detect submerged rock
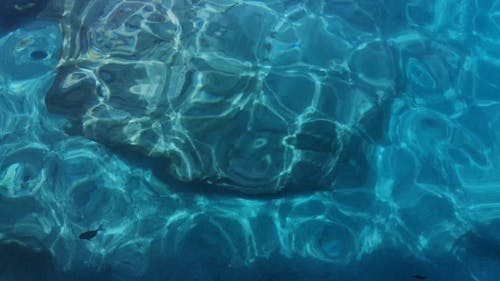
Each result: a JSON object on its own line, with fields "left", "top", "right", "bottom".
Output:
{"left": 46, "top": 0, "right": 397, "bottom": 194}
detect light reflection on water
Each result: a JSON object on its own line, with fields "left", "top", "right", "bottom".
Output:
{"left": 0, "top": 1, "right": 500, "bottom": 280}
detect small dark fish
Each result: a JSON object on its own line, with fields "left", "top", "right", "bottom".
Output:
{"left": 79, "top": 225, "right": 104, "bottom": 240}
{"left": 411, "top": 275, "right": 427, "bottom": 280}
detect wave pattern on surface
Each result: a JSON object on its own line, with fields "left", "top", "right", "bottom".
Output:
{"left": 1, "top": 1, "right": 500, "bottom": 281}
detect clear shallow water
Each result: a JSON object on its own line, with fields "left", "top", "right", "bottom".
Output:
{"left": 1, "top": 1, "right": 500, "bottom": 281}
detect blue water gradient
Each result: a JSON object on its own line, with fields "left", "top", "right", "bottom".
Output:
{"left": 1, "top": 1, "right": 500, "bottom": 281}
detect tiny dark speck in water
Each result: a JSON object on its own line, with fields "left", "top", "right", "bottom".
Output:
{"left": 30, "top": 50, "right": 48, "bottom": 60}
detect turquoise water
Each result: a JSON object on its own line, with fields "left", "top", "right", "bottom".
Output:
{"left": 1, "top": 1, "right": 500, "bottom": 280}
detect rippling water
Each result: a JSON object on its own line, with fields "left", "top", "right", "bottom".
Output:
{"left": 1, "top": 1, "right": 500, "bottom": 281}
